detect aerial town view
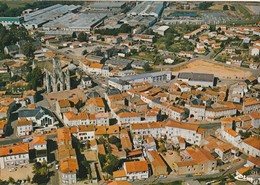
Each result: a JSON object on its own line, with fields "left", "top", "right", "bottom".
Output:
{"left": 0, "top": 0, "right": 259, "bottom": 185}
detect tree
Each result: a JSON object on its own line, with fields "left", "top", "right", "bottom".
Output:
{"left": 239, "top": 130, "right": 251, "bottom": 139}
{"left": 103, "top": 154, "right": 121, "bottom": 175}
{"left": 97, "top": 136, "right": 106, "bottom": 144}
{"left": 8, "top": 177, "right": 15, "bottom": 184}
{"left": 72, "top": 32, "right": 77, "bottom": 38}
{"left": 230, "top": 6, "right": 236, "bottom": 11}
{"left": 21, "top": 41, "right": 34, "bottom": 57}
{"left": 98, "top": 154, "right": 106, "bottom": 167}
{"left": 108, "top": 136, "right": 121, "bottom": 149}
{"left": 198, "top": 2, "right": 213, "bottom": 10}
{"left": 32, "top": 162, "right": 49, "bottom": 184}
{"left": 78, "top": 32, "right": 87, "bottom": 42}
{"left": 26, "top": 176, "right": 31, "bottom": 183}
{"left": 143, "top": 62, "right": 153, "bottom": 72}
{"left": 26, "top": 66, "right": 43, "bottom": 90}
{"left": 223, "top": 5, "right": 229, "bottom": 10}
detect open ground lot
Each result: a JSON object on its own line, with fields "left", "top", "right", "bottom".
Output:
{"left": 0, "top": 163, "right": 34, "bottom": 181}
{"left": 171, "top": 60, "right": 252, "bottom": 80}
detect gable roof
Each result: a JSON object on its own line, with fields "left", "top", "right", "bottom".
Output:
{"left": 124, "top": 160, "right": 148, "bottom": 173}
{"left": 243, "top": 136, "right": 260, "bottom": 150}
{"left": 59, "top": 158, "right": 78, "bottom": 174}
{"left": 0, "top": 143, "right": 29, "bottom": 157}
{"left": 33, "top": 135, "right": 46, "bottom": 145}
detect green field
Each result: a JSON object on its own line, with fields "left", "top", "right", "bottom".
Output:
{"left": 1, "top": 0, "right": 36, "bottom": 8}
{"left": 234, "top": 4, "right": 252, "bottom": 20}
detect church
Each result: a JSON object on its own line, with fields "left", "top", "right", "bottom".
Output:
{"left": 44, "top": 58, "right": 71, "bottom": 93}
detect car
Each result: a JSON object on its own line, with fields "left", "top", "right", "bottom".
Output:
{"left": 9, "top": 168, "right": 16, "bottom": 172}
{"left": 22, "top": 137, "right": 32, "bottom": 143}
{"left": 55, "top": 164, "right": 59, "bottom": 170}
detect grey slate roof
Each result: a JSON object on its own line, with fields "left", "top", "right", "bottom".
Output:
{"left": 178, "top": 72, "right": 214, "bottom": 82}
{"left": 18, "top": 106, "right": 56, "bottom": 120}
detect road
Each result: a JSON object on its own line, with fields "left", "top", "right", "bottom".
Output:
{"left": 134, "top": 157, "right": 246, "bottom": 185}
{"left": 0, "top": 133, "right": 57, "bottom": 145}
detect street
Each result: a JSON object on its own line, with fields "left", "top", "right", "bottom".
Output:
{"left": 134, "top": 157, "right": 246, "bottom": 185}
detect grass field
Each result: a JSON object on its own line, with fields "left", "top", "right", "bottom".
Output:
{"left": 234, "top": 4, "right": 253, "bottom": 19}
{"left": 1, "top": 0, "right": 36, "bottom": 8}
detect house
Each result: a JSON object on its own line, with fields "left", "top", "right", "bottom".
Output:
{"left": 147, "top": 150, "right": 168, "bottom": 177}
{"left": 0, "top": 143, "right": 29, "bottom": 169}
{"left": 242, "top": 98, "right": 260, "bottom": 114}
{"left": 194, "top": 47, "right": 206, "bottom": 54}
{"left": 202, "top": 135, "right": 234, "bottom": 163}
{"left": 23, "top": 90, "right": 36, "bottom": 104}
{"left": 120, "top": 128, "right": 133, "bottom": 151}
{"left": 103, "top": 35, "right": 122, "bottom": 44}
{"left": 216, "top": 24, "right": 227, "bottom": 30}
{"left": 241, "top": 136, "right": 260, "bottom": 158}
{"left": 95, "top": 125, "right": 120, "bottom": 138}
{"left": 221, "top": 128, "right": 241, "bottom": 147}
{"left": 113, "top": 170, "right": 127, "bottom": 181}
{"left": 16, "top": 118, "right": 33, "bottom": 137}
{"left": 57, "top": 128, "right": 72, "bottom": 146}
{"left": 131, "top": 122, "right": 166, "bottom": 139}
{"left": 0, "top": 97, "right": 16, "bottom": 119}
{"left": 249, "top": 112, "right": 260, "bottom": 128}
{"left": 165, "top": 121, "right": 207, "bottom": 145}
{"left": 132, "top": 34, "right": 154, "bottom": 43}
{"left": 250, "top": 46, "right": 260, "bottom": 56}
{"left": 168, "top": 106, "right": 185, "bottom": 121}
{"left": 59, "top": 158, "right": 79, "bottom": 184}
{"left": 131, "top": 60, "right": 148, "bottom": 70}
{"left": 63, "top": 112, "right": 88, "bottom": 126}
{"left": 33, "top": 135, "right": 47, "bottom": 163}
{"left": 87, "top": 63, "right": 103, "bottom": 74}
{"left": 72, "top": 125, "right": 95, "bottom": 142}
{"left": 123, "top": 160, "right": 149, "bottom": 180}
{"left": 81, "top": 76, "right": 92, "bottom": 88}
{"left": 106, "top": 58, "right": 133, "bottom": 69}
{"left": 56, "top": 99, "right": 75, "bottom": 117}
{"left": 4, "top": 45, "right": 19, "bottom": 56}
{"left": 0, "top": 120, "right": 7, "bottom": 137}
{"left": 230, "top": 56, "right": 244, "bottom": 66}
{"left": 247, "top": 156, "right": 260, "bottom": 167}
{"left": 144, "top": 136, "right": 156, "bottom": 151}
{"left": 95, "top": 112, "right": 110, "bottom": 126}
{"left": 249, "top": 63, "right": 259, "bottom": 69}
{"left": 86, "top": 97, "right": 105, "bottom": 114}
{"left": 116, "top": 112, "right": 141, "bottom": 126}
{"left": 173, "top": 148, "right": 217, "bottom": 175}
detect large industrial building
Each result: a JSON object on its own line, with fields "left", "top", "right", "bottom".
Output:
{"left": 0, "top": 17, "right": 24, "bottom": 27}
{"left": 89, "top": 2, "right": 126, "bottom": 10}
{"left": 127, "top": 2, "right": 164, "bottom": 18}
{"left": 22, "top": 4, "right": 81, "bottom": 29}
{"left": 120, "top": 16, "right": 157, "bottom": 27}
{"left": 42, "top": 13, "right": 107, "bottom": 33}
